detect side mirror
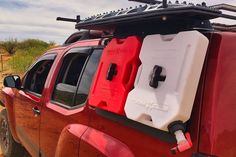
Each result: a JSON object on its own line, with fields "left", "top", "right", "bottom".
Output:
{"left": 3, "top": 75, "right": 21, "bottom": 89}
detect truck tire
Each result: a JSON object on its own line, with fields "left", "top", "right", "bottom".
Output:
{"left": 0, "top": 109, "right": 26, "bottom": 157}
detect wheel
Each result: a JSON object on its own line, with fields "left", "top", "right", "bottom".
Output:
{"left": 0, "top": 109, "right": 27, "bottom": 157}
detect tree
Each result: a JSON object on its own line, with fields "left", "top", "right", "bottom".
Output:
{"left": 0, "top": 39, "right": 18, "bottom": 55}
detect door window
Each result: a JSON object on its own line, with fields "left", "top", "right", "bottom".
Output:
{"left": 52, "top": 48, "right": 102, "bottom": 108}
{"left": 24, "top": 54, "right": 56, "bottom": 96}
{"left": 52, "top": 52, "right": 88, "bottom": 106}
{"left": 75, "top": 49, "right": 102, "bottom": 105}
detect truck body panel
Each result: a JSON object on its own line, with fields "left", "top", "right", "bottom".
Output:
{"left": 1, "top": 31, "right": 236, "bottom": 157}
{"left": 199, "top": 33, "right": 236, "bottom": 156}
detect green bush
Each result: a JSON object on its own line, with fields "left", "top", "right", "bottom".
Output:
{"left": 17, "top": 39, "right": 49, "bottom": 50}
{"left": 0, "top": 39, "right": 18, "bottom": 55}
{"left": 8, "top": 39, "right": 51, "bottom": 73}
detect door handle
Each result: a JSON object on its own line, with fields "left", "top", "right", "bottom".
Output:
{"left": 32, "top": 106, "right": 40, "bottom": 117}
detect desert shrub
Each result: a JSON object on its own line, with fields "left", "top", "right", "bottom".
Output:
{"left": 8, "top": 39, "right": 51, "bottom": 73}
{"left": 17, "top": 39, "right": 49, "bottom": 50}
{"left": 0, "top": 39, "right": 18, "bottom": 55}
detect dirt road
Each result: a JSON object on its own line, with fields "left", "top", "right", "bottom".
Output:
{"left": 0, "top": 148, "right": 4, "bottom": 157}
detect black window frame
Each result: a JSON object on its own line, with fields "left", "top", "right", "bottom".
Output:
{"left": 51, "top": 46, "right": 103, "bottom": 110}
{"left": 22, "top": 53, "right": 57, "bottom": 97}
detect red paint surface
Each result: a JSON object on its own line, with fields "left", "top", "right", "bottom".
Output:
{"left": 80, "top": 127, "right": 135, "bottom": 157}
{"left": 14, "top": 90, "right": 41, "bottom": 157}
{"left": 89, "top": 36, "right": 142, "bottom": 115}
{"left": 1, "top": 88, "right": 20, "bottom": 142}
{"left": 199, "top": 32, "right": 236, "bottom": 157}
{"left": 55, "top": 124, "right": 88, "bottom": 157}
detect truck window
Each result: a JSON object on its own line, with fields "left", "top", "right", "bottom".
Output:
{"left": 52, "top": 52, "right": 88, "bottom": 107}
{"left": 51, "top": 48, "right": 103, "bottom": 108}
{"left": 75, "top": 49, "right": 102, "bottom": 105}
{"left": 24, "top": 54, "right": 56, "bottom": 96}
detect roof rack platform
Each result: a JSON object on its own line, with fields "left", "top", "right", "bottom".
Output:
{"left": 57, "top": 1, "right": 236, "bottom": 33}
{"left": 75, "top": 4, "right": 222, "bottom": 30}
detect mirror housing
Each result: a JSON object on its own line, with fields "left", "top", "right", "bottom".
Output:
{"left": 3, "top": 75, "right": 21, "bottom": 89}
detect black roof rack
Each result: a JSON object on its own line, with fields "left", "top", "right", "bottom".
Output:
{"left": 75, "top": 2, "right": 221, "bottom": 30}
{"left": 57, "top": 1, "right": 236, "bottom": 33}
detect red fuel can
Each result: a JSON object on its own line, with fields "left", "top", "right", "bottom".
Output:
{"left": 88, "top": 36, "right": 142, "bottom": 115}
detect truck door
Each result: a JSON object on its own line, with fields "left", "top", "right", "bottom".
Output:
{"left": 14, "top": 54, "right": 56, "bottom": 157}
{"left": 39, "top": 47, "right": 103, "bottom": 157}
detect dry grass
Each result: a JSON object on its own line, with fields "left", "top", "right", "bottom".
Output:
{"left": 0, "top": 54, "right": 15, "bottom": 89}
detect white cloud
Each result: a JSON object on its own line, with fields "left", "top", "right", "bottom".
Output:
{"left": 0, "top": 0, "right": 235, "bottom": 44}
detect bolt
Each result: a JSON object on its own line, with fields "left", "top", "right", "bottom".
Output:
{"left": 162, "top": 16, "right": 167, "bottom": 21}
{"left": 202, "top": 2, "right": 207, "bottom": 7}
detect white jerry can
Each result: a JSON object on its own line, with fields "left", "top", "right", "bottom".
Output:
{"left": 125, "top": 31, "right": 209, "bottom": 131}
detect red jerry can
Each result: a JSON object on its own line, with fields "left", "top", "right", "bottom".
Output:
{"left": 88, "top": 36, "right": 142, "bottom": 115}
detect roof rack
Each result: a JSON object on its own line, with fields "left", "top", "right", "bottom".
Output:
{"left": 57, "top": 1, "right": 236, "bottom": 32}
{"left": 75, "top": 1, "right": 221, "bottom": 30}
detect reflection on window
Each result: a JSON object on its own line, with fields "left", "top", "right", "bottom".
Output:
{"left": 75, "top": 49, "right": 102, "bottom": 105}
{"left": 24, "top": 55, "right": 55, "bottom": 95}
{"left": 52, "top": 53, "right": 88, "bottom": 106}
{"left": 51, "top": 48, "right": 103, "bottom": 108}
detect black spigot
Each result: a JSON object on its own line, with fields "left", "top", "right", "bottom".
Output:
{"left": 149, "top": 65, "right": 166, "bottom": 88}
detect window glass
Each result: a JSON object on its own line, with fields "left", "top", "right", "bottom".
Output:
{"left": 24, "top": 54, "right": 56, "bottom": 95}
{"left": 75, "top": 49, "right": 102, "bottom": 105}
{"left": 52, "top": 52, "right": 88, "bottom": 106}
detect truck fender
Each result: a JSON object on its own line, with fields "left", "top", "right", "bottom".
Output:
{"left": 55, "top": 124, "right": 88, "bottom": 157}
{"left": 1, "top": 88, "right": 20, "bottom": 142}
{"left": 80, "top": 127, "right": 135, "bottom": 157}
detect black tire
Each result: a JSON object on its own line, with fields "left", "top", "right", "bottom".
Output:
{"left": 0, "top": 109, "right": 27, "bottom": 157}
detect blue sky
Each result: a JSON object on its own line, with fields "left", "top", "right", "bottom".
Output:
{"left": 0, "top": 0, "right": 235, "bottom": 44}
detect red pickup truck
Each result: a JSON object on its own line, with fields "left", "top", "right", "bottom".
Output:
{"left": 1, "top": 1, "right": 236, "bottom": 157}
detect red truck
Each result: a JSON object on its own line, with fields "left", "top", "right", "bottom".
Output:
{"left": 1, "top": 1, "right": 236, "bottom": 157}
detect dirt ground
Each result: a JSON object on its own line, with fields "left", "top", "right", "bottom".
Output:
{"left": 0, "top": 55, "right": 12, "bottom": 157}
{"left": 0, "top": 56, "right": 29, "bottom": 157}
{"left": 0, "top": 54, "right": 12, "bottom": 156}
{"left": 0, "top": 147, "right": 4, "bottom": 156}
{"left": 0, "top": 54, "right": 13, "bottom": 88}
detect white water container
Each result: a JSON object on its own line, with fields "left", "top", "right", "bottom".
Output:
{"left": 125, "top": 31, "right": 209, "bottom": 131}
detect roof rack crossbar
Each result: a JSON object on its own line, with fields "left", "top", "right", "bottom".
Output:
{"left": 128, "top": 0, "right": 162, "bottom": 5}
{"left": 129, "top": 0, "right": 168, "bottom": 8}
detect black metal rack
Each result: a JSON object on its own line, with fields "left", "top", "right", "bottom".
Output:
{"left": 57, "top": 1, "right": 236, "bottom": 33}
